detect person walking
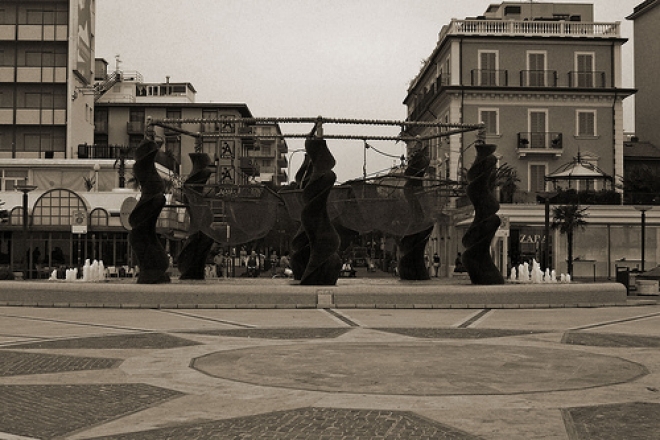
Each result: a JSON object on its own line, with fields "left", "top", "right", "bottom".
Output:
{"left": 433, "top": 252, "right": 440, "bottom": 277}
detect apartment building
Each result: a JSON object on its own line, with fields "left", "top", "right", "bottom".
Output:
{"left": 0, "top": 1, "right": 286, "bottom": 277}
{"left": 627, "top": 0, "right": 660, "bottom": 146}
{"left": 94, "top": 65, "right": 289, "bottom": 186}
{"left": 404, "top": 2, "right": 649, "bottom": 278}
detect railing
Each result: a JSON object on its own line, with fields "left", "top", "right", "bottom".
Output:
{"left": 77, "top": 144, "right": 135, "bottom": 160}
{"left": 471, "top": 69, "right": 508, "bottom": 86}
{"left": 441, "top": 19, "right": 620, "bottom": 40}
{"left": 568, "top": 71, "right": 607, "bottom": 88}
{"left": 518, "top": 132, "right": 563, "bottom": 150}
{"left": 94, "top": 120, "right": 108, "bottom": 133}
{"left": 520, "top": 70, "right": 558, "bottom": 87}
{"left": 126, "top": 121, "right": 145, "bottom": 134}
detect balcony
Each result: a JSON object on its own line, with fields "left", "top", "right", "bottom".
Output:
{"left": 94, "top": 120, "right": 108, "bottom": 134}
{"left": 517, "top": 132, "right": 563, "bottom": 157}
{"left": 239, "top": 157, "right": 259, "bottom": 175}
{"left": 126, "top": 121, "right": 145, "bottom": 134}
{"left": 440, "top": 19, "right": 620, "bottom": 41}
{"left": 568, "top": 71, "right": 607, "bottom": 88}
{"left": 520, "top": 70, "right": 558, "bottom": 87}
{"left": 471, "top": 69, "right": 508, "bottom": 86}
{"left": 77, "top": 144, "right": 135, "bottom": 160}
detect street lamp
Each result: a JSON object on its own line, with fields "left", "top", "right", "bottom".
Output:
{"left": 15, "top": 182, "right": 37, "bottom": 279}
{"left": 286, "top": 149, "right": 306, "bottom": 184}
{"left": 634, "top": 205, "right": 653, "bottom": 272}
{"left": 537, "top": 191, "right": 558, "bottom": 271}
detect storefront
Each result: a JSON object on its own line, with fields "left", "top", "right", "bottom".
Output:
{"left": 1, "top": 188, "right": 188, "bottom": 278}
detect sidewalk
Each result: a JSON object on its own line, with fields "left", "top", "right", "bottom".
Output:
{"left": 0, "top": 299, "right": 659, "bottom": 439}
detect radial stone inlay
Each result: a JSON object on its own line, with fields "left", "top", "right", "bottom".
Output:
{"left": 193, "top": 342, "right": 647, "bottom": 395}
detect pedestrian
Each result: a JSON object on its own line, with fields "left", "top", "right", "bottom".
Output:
{"left": 433, "top": 252, "right": 440, "bottom": 277}
{"left": 454, "top": 252, "right": 466, "bottom": 273}
{"left": 213, "top": 252, "right": 223, "bottom": 278}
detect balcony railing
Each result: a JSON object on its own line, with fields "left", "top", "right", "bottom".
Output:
{"left": 126, "top": 121, "right": 145, "bottom": 134}
{"left": 440, "top": 19, "right": 620, "bottom": 41}
{"left": 518, "top": 132, "right": 563, "bottom": 151}
{"left": 77, "top": 144, "right": 135, "bottom": 160}
{"left": 471, "top": 69, "right": 508, "bottom": 86}
{"left": 568, "top": 71, "right": 607, "bottom": 88}
{"left": 520, "top": 70, "right": 558, "bottom": 87}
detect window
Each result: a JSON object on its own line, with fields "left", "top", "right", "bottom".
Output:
{"left": 529, "top": 164, "right": 547, "bottom": 193}
{"left": 25, "top": 92, "right": 41, "bottom": 108}
{"left": 528, "top": 110, "right": 548, "bottom": 148}
{"left": 261, "top": 145, "right": 272, "bottom": 156}
{"left": 262, "top": 159, "right": 272, "bottom": 167}
{"left": 505, "top": 6, "right": 522, "bottom": 15}
{"left": 575, "top": 53, "right": 595, "bottom": 87}
{"left": 577, "top": 110, "right": 596, "bottom": 137}
{"left": 526, "top": 52, "right": 547, "bottom": 87}
{"left": 478, "top": 51, "right": 498, "bottom": 86}
{"left": 26, "top": 10, "right": 43, "bottom": 25}
{"left": 1, "top": 170, "right": 28, "bottom": 191}
{"left": 479, "top": 108, "right": 499, "bottom": 135}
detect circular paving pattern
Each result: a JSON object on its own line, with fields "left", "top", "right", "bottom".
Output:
{"left": 193, "top": 342, "right": 648, "bottom": 395}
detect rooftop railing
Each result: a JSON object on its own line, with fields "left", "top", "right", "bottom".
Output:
{"left": 439, "top": 19, "right": 620, "bottom": 41}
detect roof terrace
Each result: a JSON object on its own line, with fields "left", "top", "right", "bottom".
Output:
{"left": 438, "top": 19, "right": 620, "bottom": 41}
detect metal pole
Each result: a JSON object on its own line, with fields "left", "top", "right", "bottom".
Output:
{"left": 641, "top": 209, "right": 646, "bottom": 272}
{"left": 544, "top": 197, "right": 550, "bottom": 270}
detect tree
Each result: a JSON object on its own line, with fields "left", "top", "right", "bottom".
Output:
{"left": 0, "top": 199, "right": 7, "bottom": 224}
{"left": 552, "top": 204, "right": 589, "bottom": 277}
{"left": 495, "top": 163, "right": 520, "bottom": 203}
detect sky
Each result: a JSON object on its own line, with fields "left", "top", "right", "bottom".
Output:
{"left": 95, "top": 0, "right": 638, "bottom": 183}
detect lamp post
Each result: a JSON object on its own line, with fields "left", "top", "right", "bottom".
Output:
{"left": 537, "top": 191, "right": 558, "bottom": 271}
{"left": 16, "top": 182, "right": 37, "bottom": 279}
{"left": 634, "top": 205, "right": 653, "bottom": 272}
{"left": 286, "top": 149, "right": 306, "bottom": 184}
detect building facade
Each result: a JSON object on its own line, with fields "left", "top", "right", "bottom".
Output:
{"left": 0, "top": 0, "right": 96, "bottom": 161}
{"left": 94, "top": 66, "right": 289, "bottom": 186}
{"left": 404, "top": 2, "right": 653, "bottom": 278}
{"left": 0, "top": 1, "right": 286, "bottom": 278}
{"left": 627, "top": 0, "right": 660, "bottom": 146}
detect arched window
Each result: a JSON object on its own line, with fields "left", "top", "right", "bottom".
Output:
{"left": 90, "top": 208, "right": 109, "bottom": 227}
{"left": 32, "top": 189, "right": 88, "bottom": 226}
{"left": 9, "top": 207, "right": 23, "bottom": 226}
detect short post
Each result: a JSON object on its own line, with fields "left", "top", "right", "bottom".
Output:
{"left": 634, "top": 205, "right": 653, "bottom": 272}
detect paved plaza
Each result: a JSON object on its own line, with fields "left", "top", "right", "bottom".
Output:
{"left": 0, "top": 282, "right": 658, "bottom": 439}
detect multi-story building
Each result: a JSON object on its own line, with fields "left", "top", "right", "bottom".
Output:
{"left": 0, "top": 0, "right": 95, "bottom": 161}
{"left": 94, "top": 64, "right": 289, "bottom": 186}
{"left": 404, "top": 2, "right": 655, "bottom": 278}
{"left": 0, "top": 1, "right": 286, "bottom": 278}
{"left": 627, "top": 0, "right": 660, "bottom": 146}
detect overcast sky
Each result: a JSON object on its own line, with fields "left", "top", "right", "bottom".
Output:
{"left": 96, "top": 0, "right": 638, "bottom": 183}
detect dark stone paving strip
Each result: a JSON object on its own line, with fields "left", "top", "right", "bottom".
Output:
{"left": 0, "top": 351, "right": 120, "bottom": 376}
{"left": 0, "top": 311, "right": 156, "bottom": 332}
{"left": 562, "top": 331, "right": 660, "bottom": 347}
{"left": 2, "top": 332, "right": 201, "bottom": 350}
{"left": 457, "top": 309, "right": 491, "bottom": 328}
{"left": 562, "top": 402, "right": 660, "bottom": 440}
{"left": 323, "top": 308, "right": 361, "bottom": 327}
{"left": 0, "top": 384, "right": 183, "bottom": 439}
{"left": 90, "top": 407, "right": 484, "bottom": 439}
{"left": 375, "top": 328, "right": 545, "bottom": 339}
{"left": 569, "top": 311, "right": 660, "bottom": 331}
{"left": 185, "top": 327, "right": 351, "bottom": 339}
{"left": 157, "top": 309, "right": 257, "bottom": 328}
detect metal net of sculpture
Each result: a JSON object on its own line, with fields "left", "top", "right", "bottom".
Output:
{"left": 145, "top": 116, "right": 494, "bottom": 285}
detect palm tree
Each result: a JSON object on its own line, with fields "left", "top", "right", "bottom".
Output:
{"left": 552, "top": 204, "right": 589, "bottom": 277}
{"left": 0, "top": 198, "right": 7, "bottom": 224}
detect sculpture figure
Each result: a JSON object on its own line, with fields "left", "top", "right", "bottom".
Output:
{"left": 178, "top": 152, "right": 215, "bottom": 280}
{"left": 461, "top": 143, "right": 505, "bottom": 285}
{"left": 128, "top": 139, "right": 170, "bottom": 284}
{"left": 299, "top": 136, "right": 342, "bottom": 285}
{"left": 398, "top": 146, "right": 433, "bottom": 280}
{"left": 289, "top": 154, "right": 312, "bottom": 280}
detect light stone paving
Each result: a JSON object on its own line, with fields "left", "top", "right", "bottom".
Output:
{"left": 0, "top": 305, "right": 658, "bottom": 439}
